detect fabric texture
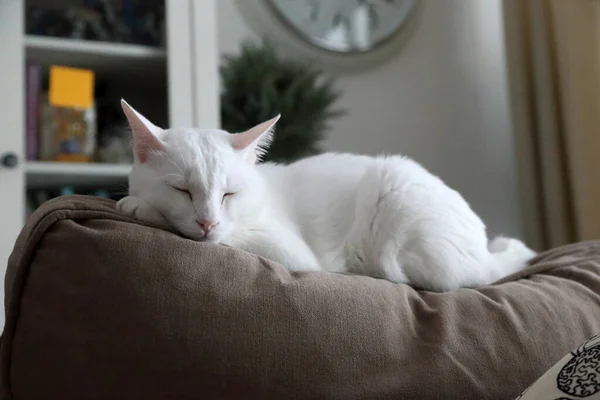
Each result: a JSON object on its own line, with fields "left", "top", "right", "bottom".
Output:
{"left": 2, "top": 195, "right": 600, "bottom": 400}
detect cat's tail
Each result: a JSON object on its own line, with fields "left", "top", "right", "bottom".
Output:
{"left": 485, "top": 236, "right": 537, "bottom": 282}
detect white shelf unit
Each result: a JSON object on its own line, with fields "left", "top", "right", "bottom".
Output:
{"left": 24, "top": 35, "right": 157, "bottom": 190}
{"left": 23, "top": 32, "right": 163, "bottom": 189}
{"left": 26, "top": 161, "right": 131, "bottom": 189}
{"left": 25, "top": 35, "right": 167, "bottom": 76}
{"left": 0, "top": 0, "right": 220, "bottom": 328}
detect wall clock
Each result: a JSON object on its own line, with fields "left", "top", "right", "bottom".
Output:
{"left": 235, "top": 0, "right": 423, "bottom": 71}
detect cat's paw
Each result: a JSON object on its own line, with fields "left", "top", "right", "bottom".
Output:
{"left": 116, "top": 196, "right": 139, "bottom": 218}
{"left": 116, "top": 196, "right": 169, "bottom": 227}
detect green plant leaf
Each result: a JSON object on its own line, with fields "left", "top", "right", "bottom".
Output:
{"left": 220, "top": 38, "right": 345, "bottom": 163}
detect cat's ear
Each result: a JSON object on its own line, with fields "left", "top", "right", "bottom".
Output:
{"left": 231, "top": 115, "right": 280, "bottom": 163}
{"left": 121, "top": 99, "right": 165, "bottom": 163}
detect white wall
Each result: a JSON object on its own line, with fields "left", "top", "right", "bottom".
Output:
{"left": 218, "top": 0, "right": 526, "bottom": 240}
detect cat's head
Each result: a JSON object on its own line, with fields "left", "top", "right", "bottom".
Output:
{"left": 121, "top": 99, "right": 279, "bottom": 242}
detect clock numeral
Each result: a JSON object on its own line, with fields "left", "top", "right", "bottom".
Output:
{"left": 368, "top": 4, "right": 379, "bottom": 28}
{"left": 310, "top": 9, "right": 318, "bottom": 21}
{"left": 308, "top": 0, "right": 319, "bottom": 21}
{"left": 333, "top": 13, "right": 341, "bottom": 27}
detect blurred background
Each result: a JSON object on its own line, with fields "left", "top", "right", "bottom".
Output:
{"left": 0, "top": 0, "right": 598, "bottom": 270}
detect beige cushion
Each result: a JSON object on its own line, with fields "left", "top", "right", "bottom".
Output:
{"left": 2, "top": 195, "right": 600, "bottom": 399}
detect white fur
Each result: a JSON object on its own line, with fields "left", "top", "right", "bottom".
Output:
{"left": 117, "top": 101, "right": 536, "bottom": 291}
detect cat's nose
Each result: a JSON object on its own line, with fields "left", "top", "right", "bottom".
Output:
{"left": 197, "top": 219, "right": 219, "bottom": 234}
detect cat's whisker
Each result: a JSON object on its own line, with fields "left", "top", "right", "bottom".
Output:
{"left": 176, "top": 145, "right": 188, "bottom": 169}
{"left": 164, "top": 157, "right": 185, "bottom": 174}
{"left": 159, "top": 173, "right": 184, "bottom": 180}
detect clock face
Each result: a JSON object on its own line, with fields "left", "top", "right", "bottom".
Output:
{"left": 267, "top": 0, "right": 418, "bottom": 53}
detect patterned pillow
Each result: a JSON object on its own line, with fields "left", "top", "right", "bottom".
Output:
{"left": 517, "top": 333, "right": 600, "bottom": 399}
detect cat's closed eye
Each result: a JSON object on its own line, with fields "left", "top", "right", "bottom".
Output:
{"left": 222, "top": 192, "right": 236, "bottom": 204}
{"left": 172, "top": 186, "right": 192, "bottom": 199}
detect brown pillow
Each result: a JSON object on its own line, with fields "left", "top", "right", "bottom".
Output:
{"left": 2, "top": 195, "right": 600, "bottom": 400}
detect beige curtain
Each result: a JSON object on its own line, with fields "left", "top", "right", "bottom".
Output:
{"left": 503, "top": 0, "right": 600, "bottom": 250}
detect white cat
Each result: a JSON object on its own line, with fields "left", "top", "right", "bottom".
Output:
{"left": 117, "top": 99, "right": 536, "bottom": 292}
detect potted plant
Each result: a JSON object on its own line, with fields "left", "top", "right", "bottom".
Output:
{"left": 220, "top": 40, "right": 346, "bottom": 163}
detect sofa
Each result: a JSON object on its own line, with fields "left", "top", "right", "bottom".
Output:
{"left": 2, "top": 195, "right": 600, "bottom": 399}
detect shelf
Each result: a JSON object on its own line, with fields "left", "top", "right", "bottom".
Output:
{"left": 25, "top": 35, "right": 167, "bottom": 76}
{"left": 26, "top": 161, "right": 131, "bottom": 189}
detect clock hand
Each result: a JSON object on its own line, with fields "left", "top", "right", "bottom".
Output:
{"left": 344, "top": 1, "right": 372, "bottom": 50}
{"left": 307, "top": 0, "right": 343, "bottom": 38}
